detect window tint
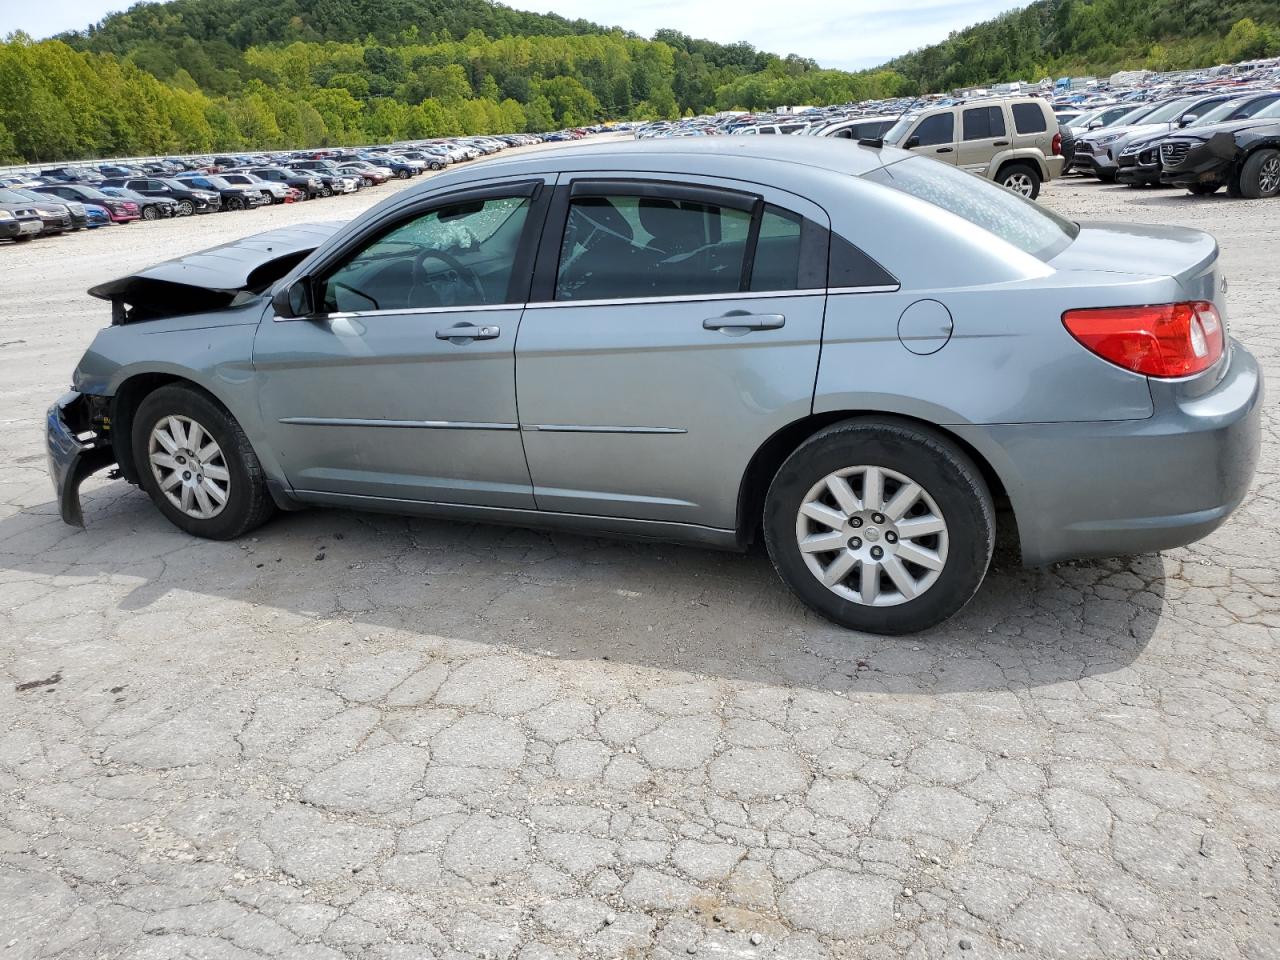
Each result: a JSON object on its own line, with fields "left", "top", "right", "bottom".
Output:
{"left": 556, "top": 194, "right": 751, "bottom": 301}
{"left": 962, "top": 106, "right": 1006, "bottom": 141}
{"left": 911, "top": 113, "right": 954, "bottom": 146}
{"left": 749, "top": 207, "right": 803, "bottom": 292}
{"left": 834, "top": 128, "right": 853, "bottom": 139}
{"left": 867, "top": 157, "right": 1078, "bottom": 261}
{"left": 321, "top": 195, "right": 530, "bottom": 313}
{"left": 1011, "top": 102, "right": 1048, "bottom": 134}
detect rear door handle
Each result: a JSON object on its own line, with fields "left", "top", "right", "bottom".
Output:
{"left": 703, "top": 312, "right": 785, "bottom": 332}
{"left": 436, "top": 324, "right": 500, "bottom": 341}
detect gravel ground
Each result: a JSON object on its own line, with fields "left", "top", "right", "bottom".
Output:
{"left": 1, "top": 158, "right": 1277, "bottom": 960}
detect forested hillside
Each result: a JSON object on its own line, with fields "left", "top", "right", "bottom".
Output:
{"left": 0, "top": 0, "right": 904, "bottom": 163}
{"left": 890, "top": 0, "right": 1280, "bottom": 91}
{"left": 2, "top": 0, "right": 1278, "bottom": 164}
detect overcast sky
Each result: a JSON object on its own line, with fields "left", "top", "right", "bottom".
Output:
{"left": 0, "top": 0, "right": 1023, "bottom": 70}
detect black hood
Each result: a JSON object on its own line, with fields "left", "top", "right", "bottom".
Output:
{"left": 88, "top": 221, "right": 344, "bottom": 324}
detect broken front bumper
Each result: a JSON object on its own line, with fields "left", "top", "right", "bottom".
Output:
{"left": 46, "top": 391, "right": 116, "bottom": 526}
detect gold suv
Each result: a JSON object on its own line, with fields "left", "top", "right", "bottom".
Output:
{"left": 883, "top": 97, "right": 1066, "bottom": 198}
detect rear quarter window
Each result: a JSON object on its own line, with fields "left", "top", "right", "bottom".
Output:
{"left": 1011, "top": 102, "right": 1049, "bottom": 134}
{"left": 866, "top": 156, "right": 1078, "bottom": 262}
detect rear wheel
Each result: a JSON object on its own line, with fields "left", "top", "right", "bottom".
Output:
{"left": 999, "top": 162, "right": 1041, "bottom": 199}
{"left": 131, "top": 384, "right": 275, "bottom": 540}
{"left": 763, "top": 420, "right": 995, "bottom": 635}
{"left": 1238, "top": 148, "right": 1280, "bottom": 199}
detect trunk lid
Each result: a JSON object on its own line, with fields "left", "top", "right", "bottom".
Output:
{"left": 1050, "top": 221, "right": 1219, "bottom": 292}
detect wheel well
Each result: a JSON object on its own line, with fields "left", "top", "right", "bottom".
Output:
{"left": 109, "top": 374, "right": 212, "bottom": 484}
{"left": 735, "top": 412, "right": 1010, "bottom": 545}
{"left": 995, "top": 158, "right": 1042, "bottom": 181}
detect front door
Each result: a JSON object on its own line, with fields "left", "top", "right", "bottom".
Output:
{"left": 905, "top": 111, "right": 958, "bottom": 165}
{"left": 252, "top": 180, "right": 549, "bottom": 507}
{"left": 514, "top": 176, "right": 831, "bottom": 532}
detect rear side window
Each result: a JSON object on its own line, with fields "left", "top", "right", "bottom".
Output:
{"left": 1011, "top": 103, "right": 1048, "bottom": 134}
{"left": 867, "top": 157, "right": 1078, "bottom": 261}
{"left": 962, "top": 106, "right": 1006, "bottom": 141}
{"left": 912, "top": 113, "right": 954, "bottom": 146}
{"left": 749, "top": 207, "right": 803, "bottom": 292}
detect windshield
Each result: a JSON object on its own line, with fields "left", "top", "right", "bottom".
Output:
{"left": 0, "top": 188, "right": 36, "bottom": 204}
{"left": 1140, "top": 98, "right": 1198, "bottom": 124}
{"left": 1114, "top": 103, "right": 1163, "bottom": 125}
{"left": 883, "top": 115, "right": 916, "bottom": 144}
{"left": 867, "top": 156, "right": 1079, "bottom": 261}
{"left": 160, "top": 178, "right": 188, "bottom": 190}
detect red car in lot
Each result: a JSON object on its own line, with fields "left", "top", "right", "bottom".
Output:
{"left": 36, "top": 183, "right": 140, "bottom": 223}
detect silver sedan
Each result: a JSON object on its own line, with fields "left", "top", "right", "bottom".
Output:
{"left": 47, "top": 138, "right": 1262, "bottom": 633}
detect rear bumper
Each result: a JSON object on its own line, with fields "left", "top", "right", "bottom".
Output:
{"left": 955, "top": 342, "right": 1263, "bottom": 565}
{"left": 46, "top": 392, "right": 116, "bottom": 526}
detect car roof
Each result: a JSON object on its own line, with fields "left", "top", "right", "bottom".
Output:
{"left": 441, "top": 136, "right": 901, "bottom": 180}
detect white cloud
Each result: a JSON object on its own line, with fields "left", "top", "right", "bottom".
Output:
{"left": 1, "top": 0, "right": 1027, "bottom": 69}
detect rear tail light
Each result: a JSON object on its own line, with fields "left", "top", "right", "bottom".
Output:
{"left": 1062, "top": 301, "right": 1224, "bottom": 378}
{"left": 1052, "top": 131, "right": 1062, "bottom": 156}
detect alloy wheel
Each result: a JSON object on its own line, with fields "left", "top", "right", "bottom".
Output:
{"left": 1004, "top": 172, "right": 1035, "bottom": 196}
{"left": 794, "top": 465, "right": 949, "bottom": 606}
{"left": 148, "top": 415, "right": 231, "bottom": 520}
{"left": 1260, "top": 156, "right": 1280, "bottom": 195}
{"left": 176, "top": 200, "right": 194, "bottom": 216}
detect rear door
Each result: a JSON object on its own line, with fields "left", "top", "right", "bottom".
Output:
{"left": 957, "top": 105, "right": 1009, "bottom": 172}
{"left": 513, "top": 175, "right": 832, "bottom": 531}
{"left": 253, "top": 178, "right": 551, "bottom": 507}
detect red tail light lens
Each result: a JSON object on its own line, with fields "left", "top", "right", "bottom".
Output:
{"left": 1062, "top": 301, "right": 1223, "bottom": 378}
{"left": 1052, "top": 131, "right": 1062, "bottom": 156}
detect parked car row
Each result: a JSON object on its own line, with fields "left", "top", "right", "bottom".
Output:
{"left": 0, "top": 130, "right": 595, "bottom": 243}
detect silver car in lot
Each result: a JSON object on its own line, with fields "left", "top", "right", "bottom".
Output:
{"left": 47, "top": 139, "right": 1262, "bottom": 634}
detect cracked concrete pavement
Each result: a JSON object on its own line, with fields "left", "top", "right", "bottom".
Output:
{"left": 1, "top": 161, "right": 1278, "bottom": 959}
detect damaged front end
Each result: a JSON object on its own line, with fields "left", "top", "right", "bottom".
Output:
{"left": 46, "top": 391, "right": 116, "bottom": 526}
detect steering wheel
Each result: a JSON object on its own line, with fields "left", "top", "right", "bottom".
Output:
{"left": 411, "top": 248, "right": 486, "bottom": 306}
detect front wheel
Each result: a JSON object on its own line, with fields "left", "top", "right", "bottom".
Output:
{"left": 397, "top": 169, "right": 411, "bottom": 179}
{"left": 319, "top": 184, "right": 333, "bottom": 197}
{"left": 141, "top": 205, "right": 159, "bottom": 221}
{"left": 176, "top": 200, "right": 195, "bottom": 216}
{"left": 763, "top": 420, "right": 995, "bottom": 635}
{"left": 1238, "top": 148, "right": 1280, "bottom": 199}
{"left": 131, "top": 384, "right": 275, "bottom": 540}
{"left": 999, "top": 163, "right": 1041, "bottom": 199}
{"left": 225, "top": 196, "right": 245, "bottom": 211}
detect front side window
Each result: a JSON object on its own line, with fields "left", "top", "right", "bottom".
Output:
{"left": 963, "top": 106, "right": 1006, "bottom": 141}
{"left": 1011, "top": 102, "right": 1048, "bottom": 134}
{"left": 321, "top": 195, "right": 531, "bottom": 313}
{"left": 867, "top": 156, "right": 1078, "bottom": 261}
{"left": 911, "top": 113, "right": 954, "bottom": 146}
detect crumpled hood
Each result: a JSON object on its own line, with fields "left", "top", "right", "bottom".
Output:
{"left": 88, "top": 221, "right": 344, "bottom": 324}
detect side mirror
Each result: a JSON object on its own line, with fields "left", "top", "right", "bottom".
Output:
{"left": 905, "top": 135, "right": 920, "bottom": 149}
{"left": 1088, "top": 120, "right": 1103, "bottom": 129}
{"left": 272, "top": 280, "right": 313, "bottom": 319}
{"left": 1178, "top": 114, "right": 1197, "bottom": 127}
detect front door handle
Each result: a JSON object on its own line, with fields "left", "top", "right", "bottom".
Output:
{"left": 993, "top": 140, "right": 1010, "bottom": 146}
{"left": 436, "top": 323, "right": 500, "bottom": 341}
{"left": 935, "top": 146, "right": 954, "bottom": 153}
{"left": 703, "top": 312, "right": 786, "bottom": 333}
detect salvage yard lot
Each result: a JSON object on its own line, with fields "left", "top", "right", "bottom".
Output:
{"left": 1, "top": 158, "right": 1277, "bottom": 959}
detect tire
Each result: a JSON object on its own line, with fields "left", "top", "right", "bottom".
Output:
{"left": 141, "top": 205, "right": 159, "bottom": 221}
{"left": 1188, "top": 182, "right": 1221, "bottom": 197}
{"left": 1237, "top": 148, "right": 1280, "bottom": 199}
{"left": 763, "top": 419, "right": 995, "bottom": 635}
{"left": 430, "top": 161, "right": 443, "bottom": 171}
{"left": 225, "top": 196, "right": 245, "bottom": 212}
{"left": 998, "top": 162, "right": 1041, "bottom": 199}
{"left": 12, "top": 235, "right": 32, "bottom": 242}
{"left": 176, "top": 200, "right": 195, "bottom": 217}
{"left": 320, "top": 184, "right": 333, "bottom": 197}
{"left": 397, "top": 169, "right": 411, "bottom": 179}
{"left": 131, "top": 384, "right": 276, "bottom": 540}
